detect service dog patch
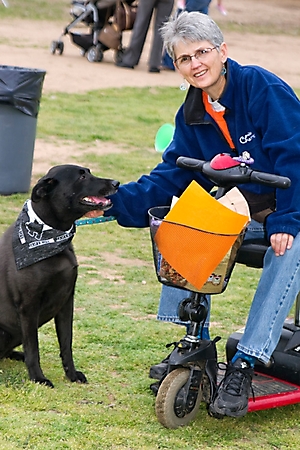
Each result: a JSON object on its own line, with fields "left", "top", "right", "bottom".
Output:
{"left": 13, "top": 200, "right": 75, "bottom": 269}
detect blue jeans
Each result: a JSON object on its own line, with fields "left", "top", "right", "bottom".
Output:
{"left": 185, "top": 0, "right": 211, "bottom": 14}
{"left": 157, "top": 220, "right": 300, "bottom": 364}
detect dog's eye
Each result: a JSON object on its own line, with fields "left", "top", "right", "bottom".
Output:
{"left": 79, "top": 169, "right": 86, "bottom": 180}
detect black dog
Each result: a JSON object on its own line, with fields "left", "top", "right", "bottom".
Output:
{"left": 0, "top": 164, "right": 119, "bottom": 387}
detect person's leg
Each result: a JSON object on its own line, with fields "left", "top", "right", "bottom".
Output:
{"left": 185, "top": 0, "right": 211, "bottom": 14}
{"left": 119, "top": 0, "right": 156, "bottom": 67}
{"left": 242, "top": 219, "right": 266, "bottom": 241}
{"left": 161, "top": 51, "right": 175, "bottom": 70}
{"left": 157, "top": 284, "right": 211, "bottom": 339}
{"left": 148, "top": 0, "right": 174, "bottom": 70}
{"left": 211, "top": 230, "right": 300, "bottom": 418}
{"left": 216, "top": 0, "right": 227, "bottom": 15}
{"left": 150, "top": 285, "right": 210, "bottom": 387}
{"left": 238, "top": 232, "right": 300, "bottom": 363}
{"left": 161, "top": 6, "right": 183, "bottom": 70}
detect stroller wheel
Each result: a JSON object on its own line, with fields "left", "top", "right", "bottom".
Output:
{"left": 50, "top": 40, "right": 58, "bottom": 55}
{"left": 50, "top": 40, "right": 64, "bottom": 55}
{"left": 57, "top": 41, "right": 64, "bottom": 55}
{"left": 86, "top": 45, "right": 103, "bottom": 63}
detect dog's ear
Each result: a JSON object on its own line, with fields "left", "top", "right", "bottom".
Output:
{"left": 31, "top": 177, "right": 59, "bottom": 202}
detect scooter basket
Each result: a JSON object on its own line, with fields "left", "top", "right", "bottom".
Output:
{"left": 149, "top": 200, "right": 247, "bottom": 294}
{"left": 149, "top": 206, "right": 190, "bottom": 289}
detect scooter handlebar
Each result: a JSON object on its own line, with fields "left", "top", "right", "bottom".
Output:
{"left": 176, "top": 156, "right": 205, "bottom": 172}
{"left": 249, "top": 170, "right": 291, "bottom": 189}
{"left": 176, "top": 156, "right": 291, "bottom": 189}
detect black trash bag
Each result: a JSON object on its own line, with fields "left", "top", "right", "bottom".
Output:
{"left": 0, "top": 65, "right": 46, "bottom": 118}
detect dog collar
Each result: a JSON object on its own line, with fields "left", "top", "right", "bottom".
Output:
{"left": 12, "top": 200, "right": 76, "bottom": 270}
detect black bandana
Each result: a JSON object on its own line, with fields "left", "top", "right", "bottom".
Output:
{"left": 13, "top": 200, "right": 76, "bottom": 270}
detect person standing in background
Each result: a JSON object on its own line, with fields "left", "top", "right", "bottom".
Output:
{"left": 161, "top": 0, "right": 212, "bottom": 70}
{"left": 116, "top": 0, "right": 174, "bottom": 73}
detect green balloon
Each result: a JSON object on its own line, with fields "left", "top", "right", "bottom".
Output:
{"left": 155, "top": 123, "right": 175, "bottom": 153}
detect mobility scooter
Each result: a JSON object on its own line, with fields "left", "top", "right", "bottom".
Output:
{"left": 149, "top": 153, "right": 300, "bottom": 429}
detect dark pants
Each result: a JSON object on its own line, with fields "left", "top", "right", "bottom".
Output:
{"left": 122, "top": 0, "right": 175, "bottom": 68}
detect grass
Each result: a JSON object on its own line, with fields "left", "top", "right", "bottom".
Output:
{"left": 38, "top": 88, "right": 186, "bottom": 148}
{"left": 0, "top": 0, "right": 68, "bottom": 21}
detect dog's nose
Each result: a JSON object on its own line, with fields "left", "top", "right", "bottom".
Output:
{"left": 112, "top": 180, "right": 120, "bottom": 190}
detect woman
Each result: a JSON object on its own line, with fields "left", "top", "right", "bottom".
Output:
{"left": 105, "top": 12, "right": 300, "bottom": 418}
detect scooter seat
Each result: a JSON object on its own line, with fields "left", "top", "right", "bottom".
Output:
{"left": 236, "top": 239, "right": 269, "bottom": 269}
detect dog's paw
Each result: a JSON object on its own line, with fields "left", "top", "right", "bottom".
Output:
{"left": 72, "top": 371, "right": 88, "bottom": 384}
{"left": 33, "top": 377, "right": 55, "bottom": 388}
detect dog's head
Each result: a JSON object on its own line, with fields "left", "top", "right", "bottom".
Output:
{"left": 31, "top": 165, "right": 119, "bottom": 229}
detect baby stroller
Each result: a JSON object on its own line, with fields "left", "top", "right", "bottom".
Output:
{"left": 50, "top": 0, "right": 138, "bottom": 63}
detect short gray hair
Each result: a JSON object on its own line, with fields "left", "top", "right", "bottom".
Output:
{"left": 161, "top": 11, "right": 224, "bottom": 60}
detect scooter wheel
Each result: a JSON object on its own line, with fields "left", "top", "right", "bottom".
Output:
{"left": 155, "top": 368, "right": 202, "bottom": 429}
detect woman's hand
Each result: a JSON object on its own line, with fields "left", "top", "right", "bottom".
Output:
{"left": 83, "top": 210, "right": 104, "bottom": 219}
{"left": 270, "top": 233, "right": 294, "bottom": 256}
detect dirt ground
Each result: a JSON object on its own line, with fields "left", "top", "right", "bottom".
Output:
{"left": 0, "top": 0, "right": 300, "bottom": 177}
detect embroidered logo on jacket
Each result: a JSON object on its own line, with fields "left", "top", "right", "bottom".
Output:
{"left": 239, "top": 132, "right": 256, "bottom": 144}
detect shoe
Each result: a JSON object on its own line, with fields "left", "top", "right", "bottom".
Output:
{"left": 149, "top": 67, "right": 160, "bottom": 73}
{"left": 149, "top": 355, "right": 170, "bottom": 380}
{"left": 209, "top": 358, "right": 253, "bottom": 418}
{"left": 116, "top": 61, "right": 134, "bottom": 69}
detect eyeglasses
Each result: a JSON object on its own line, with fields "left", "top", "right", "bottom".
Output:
{"left": 174, "top": 47, "right": 217, "bottom": 68}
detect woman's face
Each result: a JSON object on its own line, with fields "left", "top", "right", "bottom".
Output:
{"left": 173, "top": 40, "right": 228, "bottom": 95}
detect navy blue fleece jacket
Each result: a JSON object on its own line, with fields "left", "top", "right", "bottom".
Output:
{"left": 106, "top": 58, "right": 300, "bottom": 240}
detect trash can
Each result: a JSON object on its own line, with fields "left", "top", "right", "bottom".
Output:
{"left": 0, "top": 65, "right": 46, "bottom": 194}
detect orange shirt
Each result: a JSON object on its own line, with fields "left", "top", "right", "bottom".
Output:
{"left": 202, "top": 91, "right": 235, "bottom": 149}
